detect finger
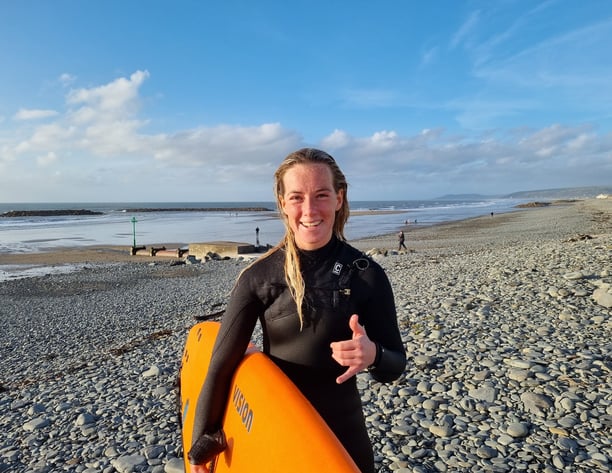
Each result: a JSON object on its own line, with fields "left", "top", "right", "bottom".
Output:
{"left": 336, "top": 366, "right": 359, "bottom": 384}
{"left": 330, "top": 340, "right": 360, "bottom": 357}
{"left": 190, "top": 464, "right": 210, "bottom": 473}
{"left": 349, "top": 314, "right": 366, "bottom": 338}
{"left": 331, "top": 343, "right": 368, "bottom": 367}
{"left": 330, "top": 347, "right": 356, "bottom": 366}
{"left": 330, "top": 340, "right": 356, "bottom": 351}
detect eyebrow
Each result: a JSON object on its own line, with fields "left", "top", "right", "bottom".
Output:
{"left": 285, "top": 186, "right": 334, "bottom": 194}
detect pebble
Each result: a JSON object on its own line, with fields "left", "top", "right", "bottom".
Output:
{"left": 506, "top": 422, "right": 529, "bottom": 438}
{"left": 1, "top": 201, "right": 611, "bottom": 472}
{"left": 429, "top": 424, "right": 452, "bottom": 437}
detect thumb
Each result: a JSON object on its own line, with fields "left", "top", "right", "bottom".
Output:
{"left": 349, "top": 314, "right": 366, "bottom": 338}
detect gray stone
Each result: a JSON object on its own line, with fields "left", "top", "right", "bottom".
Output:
{"left": 592, "top": 287, "right": 612, "bottom": 308}
{"left": 558, "top": 416, "right": 580, "bottom": 429}
{"left": 75, "top": 412, "right": 96, "bottom": 426}
{"left": 469, "top": 386, "right": 498, "bottom": 403}
{"left": 144, "top": 445, "right": 166, "bottom": 459}
{"left": 520, "top": 392, "right": 553, "bottom": 415}
{"left": 505, "top": 359, "right": 532, "bottom": 369}
{"left": 429, "top": 424, "right": 453, "bottom": 437}
{"left": 508, "top": 369, "right": 529, "bottom": 382}
{"left": 507, "top": 422, "right": 529, "bottom": 438}
{"left": 143, "top": 364, "right": 161, "bottom": 378}
{"left": 111, "top": 455, "right": 146, "bottom": 473}
{"left": 476, "top": 446, "right": 498, "bottom": 459}
{"left": 164, "top": 459, "right": 185, "bottom": 473}
{"left": 23, "top": 417, "right": 49, "bottom": 431}
{"left": 552, "top": 454, "right": 565, "bottom": 469}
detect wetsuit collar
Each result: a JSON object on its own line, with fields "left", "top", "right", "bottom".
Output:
{"left": 298, "top": 235, "right": 339, "bottom": 265}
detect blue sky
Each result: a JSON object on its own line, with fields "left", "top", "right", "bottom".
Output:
{"left": 1, "top": 0, "right": 611, "bottom": 202}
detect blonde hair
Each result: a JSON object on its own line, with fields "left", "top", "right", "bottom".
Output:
{"left": 273, "top": 148, "right": 349, "bottom": 329}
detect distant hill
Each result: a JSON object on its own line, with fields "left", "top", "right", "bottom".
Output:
{"left": 434, "top": 194, "right": 496, "bottom": 200}
{"left": 505, "top": 186, "right": 612, "bottom": 199}
{"left": 435, "top": 186, "right": 612, "bottom": 201}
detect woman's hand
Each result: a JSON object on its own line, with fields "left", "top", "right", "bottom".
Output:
{"left": 189, "top": 462, "right": 210, "bottom": 473}
{"left": 330, "top": 314, "right": 377, "bottom": 384}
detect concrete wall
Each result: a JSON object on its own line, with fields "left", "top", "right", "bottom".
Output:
{"left": 188, "top": 241, "right": 255, "bottom": 259}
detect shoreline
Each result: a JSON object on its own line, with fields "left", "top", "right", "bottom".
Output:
{"left": 0, "top": 199, "right": 605, "bottom": 267}
{"left": 0, "top": 208, "right": 410, "bottom": 267}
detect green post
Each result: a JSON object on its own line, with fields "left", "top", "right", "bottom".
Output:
{"left": 131, "top": 216, "right": 138, "bottom": 247}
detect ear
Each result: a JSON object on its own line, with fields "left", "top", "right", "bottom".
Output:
{"left": 335, "top": 189, "right": 344, "bottom": 211}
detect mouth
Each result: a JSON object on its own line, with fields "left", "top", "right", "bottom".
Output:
{"left": 300, "top": 220, "right": 323, "bottom": 228}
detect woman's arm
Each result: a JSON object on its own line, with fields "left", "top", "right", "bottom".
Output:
{"left": 329, "top": 259, "right": 406, "bottom": 384}
{"left": 359, "top": 263, "right": 406, "bottom": 382}
{"left": 189, "top": 276, "right": 263, "bottom": 465}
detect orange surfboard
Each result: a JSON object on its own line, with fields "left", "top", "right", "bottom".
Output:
{"left": 180, "top": 321, "right": 360, "bottom": 472}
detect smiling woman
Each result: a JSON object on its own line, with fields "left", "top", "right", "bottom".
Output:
{"left": 187, "top": 148, "right": 406, "bottom": 473}
{"left": 278, "top": 162, "right": 343, "bottom": 250}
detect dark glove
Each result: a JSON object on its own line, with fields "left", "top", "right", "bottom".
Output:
{"left": 188, "top": 430, "right": 227, "bottom": 465}
{"left": 368, "top": 344, "right": 406, "bottom": 383}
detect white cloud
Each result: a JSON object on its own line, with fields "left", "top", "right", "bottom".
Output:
{"left": 37, "top": 151, "right": 57, "bottom": 167}
{"left": 67, "top": 70, "right": 149, "bottom": 118}
{"left": 321, "top": 129, "right": 350, "bottom": 149}
{"left": 27, "top": 123, "right": 77, "bottom": 150}
{"left": 150, "top": 123, "right": 302, "bottom": 175}
{"left": 1, "top": 70, "right": 611, "bottom": 202}
{"left": 566, "top": 133, "right": 593, "bottom": 151}
{"left": 14, "top": 109, "right": 59, "bottom": 121}
{"left": 59, "top": 73, "right": 76, "bottom": 86}
{"left": 450, "top": 10, "right": 480, "bottom": 50}
{"left": 10, "top": 71, "right": 152, "bottom": 160}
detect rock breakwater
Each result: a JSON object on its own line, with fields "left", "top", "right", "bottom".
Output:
{"left": 1, "top": 210, "right": 103, "bottom": 218}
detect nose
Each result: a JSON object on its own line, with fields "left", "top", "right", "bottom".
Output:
{"left": 302, "top": 195, "right": 317, "bottom": 215}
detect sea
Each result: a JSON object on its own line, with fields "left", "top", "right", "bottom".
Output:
{"left": 0, "top": 198, "right": 524, "bottom": 255}
{"left": 0, "top": 198, "right": 525, "bottom": 281}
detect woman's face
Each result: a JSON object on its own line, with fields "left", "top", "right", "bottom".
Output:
{"left": 280, "top": 163, "right": 343, "bottom": 250}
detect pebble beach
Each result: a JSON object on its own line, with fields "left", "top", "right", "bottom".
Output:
{"left": 1, "top": 199, "right": 611, "bottom": 473}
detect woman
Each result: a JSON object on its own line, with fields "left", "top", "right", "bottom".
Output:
{"left": 189, "top": 148, "right": 406, "bottom": 472}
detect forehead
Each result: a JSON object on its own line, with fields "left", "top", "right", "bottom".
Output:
{"left": 282, "top": 163, "right": 334, "bottom": 190}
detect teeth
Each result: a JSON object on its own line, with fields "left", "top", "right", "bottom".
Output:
{"left": 301, "top": 221, "right": 322, "bottom": 228}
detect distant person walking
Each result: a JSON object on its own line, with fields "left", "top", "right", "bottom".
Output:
{"left": 398, "top": 230, "right": 407, "bottom": 251}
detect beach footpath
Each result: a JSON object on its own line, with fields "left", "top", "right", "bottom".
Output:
{"left": 0, "top": 199, "right": 611, "bottom": 472}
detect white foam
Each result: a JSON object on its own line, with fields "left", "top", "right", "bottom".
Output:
{"left": 0, "top": 264, "right": 86, "bottom": 282}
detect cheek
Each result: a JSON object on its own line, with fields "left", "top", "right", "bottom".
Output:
{"left": 282, "top": 204, "right": 300, "bottom": 225}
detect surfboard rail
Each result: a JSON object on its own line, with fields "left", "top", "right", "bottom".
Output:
{"left": 180, "top": 321, "right": 360, "bottom": 472}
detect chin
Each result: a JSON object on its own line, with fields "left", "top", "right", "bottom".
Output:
{"left": 298, "top": 233, "right": 330, "bottom": 249}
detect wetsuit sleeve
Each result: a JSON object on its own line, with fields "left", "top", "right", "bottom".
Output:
{"left": 358, "top": 263, "right": 406, "bottom": 383}
{"left": 189, "top": 270, "right": 264, "bottom": 464}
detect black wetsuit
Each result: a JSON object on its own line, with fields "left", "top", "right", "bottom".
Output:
{"left": 190, "top": 236, "right": 406, "bottom": 472}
